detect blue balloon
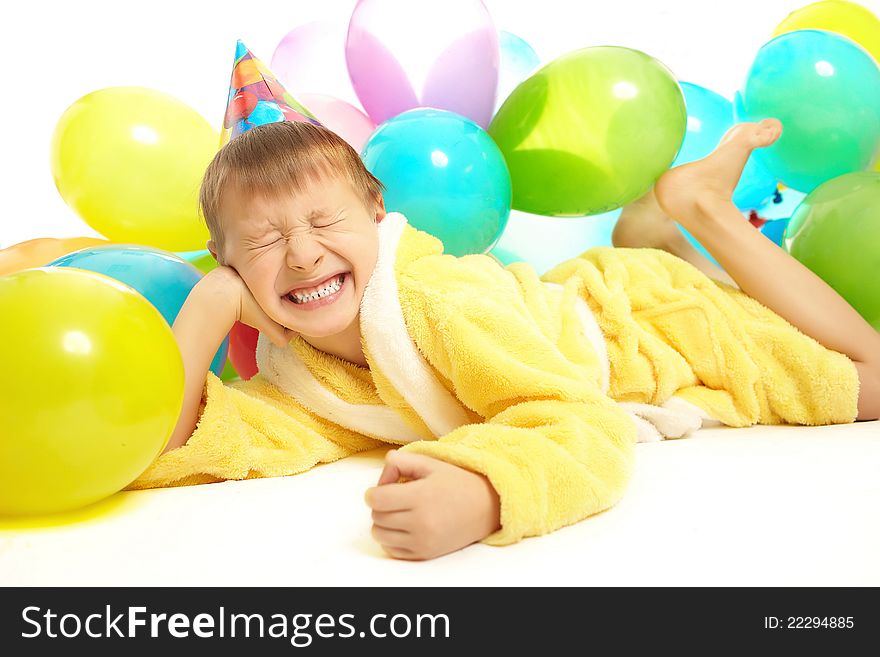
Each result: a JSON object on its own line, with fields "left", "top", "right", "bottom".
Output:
{"left": 496, "top": 31, "right": 541, "bottom": 113}
{"left": 761, "top": 218, "right": 790, "bottom": 246}
{"left": 361, "top": 108, "right": 511, "bottom": 256}
{"left": 755, "top": 185, "right": 806, "bottom": 220}
{"left": 674, "top": 81, "right": 777, "bottom": 210}
{"left": 49, "top": 245, "right": 229, "bottom": 376}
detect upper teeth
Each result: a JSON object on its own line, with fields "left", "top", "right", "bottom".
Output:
{"left": 288, "top": 275, "right": 344, "bottom": 304}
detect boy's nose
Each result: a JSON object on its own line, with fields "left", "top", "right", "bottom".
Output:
{"left": 285, "top": 237, "right": 324, "bottom": 271}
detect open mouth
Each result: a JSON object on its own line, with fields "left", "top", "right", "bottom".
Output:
{"left": 283, "top": 273, "right": 348, "bottom": 308}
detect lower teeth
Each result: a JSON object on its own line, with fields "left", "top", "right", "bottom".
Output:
{"left": 290, "top": 276, "right": 343, "bottom": 304}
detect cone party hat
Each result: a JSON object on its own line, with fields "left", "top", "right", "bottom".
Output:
{"left": 220, "top": 40, "right": 321, "bottom": 146}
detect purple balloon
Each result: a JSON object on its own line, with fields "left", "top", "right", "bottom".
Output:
{"left": 271, "top": 21, "right": 361, "bottom": 109}
{"left": 298, "top": 93, "right": 376, "bottom": 152}
{"left": 345, "top": 0, "right": 500, "bottom": 128}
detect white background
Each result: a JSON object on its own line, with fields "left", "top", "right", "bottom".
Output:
{"left": 3, "top": 0, "right": 878, "bottom": 248}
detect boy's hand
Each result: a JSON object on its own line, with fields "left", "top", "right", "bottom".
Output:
{"left": 364, "top": 450, "right": 502, "bottom": 561}
{"left": 203, "top": 266, "right": 295, "bottom": 348}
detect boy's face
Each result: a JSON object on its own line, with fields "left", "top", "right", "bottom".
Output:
{"left": 211, "top": 176, "right": 383, "bottom": 339}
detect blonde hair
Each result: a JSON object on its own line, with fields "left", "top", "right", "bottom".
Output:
{"left": 199, "top": 121, "right": 384, "bottom": 253}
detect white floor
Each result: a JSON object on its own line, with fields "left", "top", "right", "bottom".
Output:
{"left": 2, "top": 421, "right": 878, "bottom": 587}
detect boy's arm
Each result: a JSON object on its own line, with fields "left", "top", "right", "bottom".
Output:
{"left": 165, "top": 270, "right": 239, "bottom": 453}
{"left": 165, "top": 266, "right": 295, "bottom": 453}
{"left": 129, "top": 266, "right": 383, "bottom": 490}
{"left": 390, "top": 260, "right": 638, "bottom": 547}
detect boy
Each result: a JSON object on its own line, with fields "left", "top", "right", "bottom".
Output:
{"left": 129, "top": 119, "right": 880, "bottom": 561}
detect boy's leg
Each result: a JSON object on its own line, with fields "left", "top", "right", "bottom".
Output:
{"left": 652, "top": 119, "right": 880, "bottom": 421}
{"left": 612, "top": 188, "right": 739, "bottom": 288}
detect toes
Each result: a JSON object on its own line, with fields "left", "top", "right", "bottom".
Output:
{"left": 755, "top": 118, "right": 783, "bottom": 146}
{"left": 719, "top": 120, "right": 781, "bottom": 151}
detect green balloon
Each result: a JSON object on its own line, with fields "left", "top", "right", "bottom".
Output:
{"left": 219, "top": 358, "right": 240, "bottom": 382}
{"left": 189, "top": 251, "right": 219, "bottom": 275}
{"left": 488, "top": 46, "right": 686, "bottom": 217}
{"left": 784, "top": 172, "right": 880, "bottom": 330}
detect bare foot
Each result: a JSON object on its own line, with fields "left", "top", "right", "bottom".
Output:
{"left": 654, "top": 119, "right": 782, "bottom": 232}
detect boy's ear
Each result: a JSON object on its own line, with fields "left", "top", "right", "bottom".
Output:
{"left": 374, "top": 194, "right": 386, "bottom": 223}
{"left": 206, "top": 240, "right": 221, "bottom": 264}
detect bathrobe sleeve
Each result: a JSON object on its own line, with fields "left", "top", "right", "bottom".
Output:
{"left": 126, "top": 372, "right": 385, "bottom": 490}
{"left": 395, "top": 255, "right": 638, "bottom": 546}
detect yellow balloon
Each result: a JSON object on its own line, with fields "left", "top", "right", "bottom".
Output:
{"left": 772, "top": 0, "right": 880, "bottom": 63}
{"left": 51, "top": 87, "right": 218, "bottom": 251}
{"left": 0, "top": 268, "right": 184, "bottom": 515}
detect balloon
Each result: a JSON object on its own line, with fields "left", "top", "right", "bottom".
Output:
{"left": 361, "top": 108, "right": 511, "bottom": 256}
{"left": 220, "top": 359, "right": 240, "bottom": 382}
{"left": 0, "top": 268, "right": 184, "bottom": 515}
{"left": 760, "top": 217, "right": 790, "bottom": 246}
{"left": 490, "top": 209, "right": 620, "bottom": 275}
{"left": 758, "top": 186, "right": 807, "bottom": 220}
{"left": 298, "top": 93, "right": 376, "bottom": 152}
{"left": 734, "top": 30, "right": 880, "bottom": 193}
{"left": 49, "top": 245, "right": 228, "bottom": 377}
{"left": 0, "top": 237, "right": 109, "bottom": 276}
{"left": 346, "top": 0, "right": 499, "bottom": 127}
{"left": 674, "top": 82, "right": 777, "bottom": 211}
{"left": 51, "top": 87, "right": 218, "bottom": 251}
{"left": 190, "top": 253, "right": 218, "bottom": 275}
{"left": 488, "top": 246, "right": 524, "bottom": 266}
{"left": 496, "top": 31, "right": 541, "bottom": 113}
{"left": 489, "top": 46, "right": 686, "bottom": 216}
{"left": 773, "top": 0, "right": 880, "bottom": 63}
{"left": 271, "top": 20, "right": 362, "bottom": 108}
{"left": 229, "top": 321, "right": 260, "bottom": 380}
{"left": 183, "top": 250, "right": 220, "bottom": 275}
{"left": 783, "top": 171, "right": 880, "bottom": 330}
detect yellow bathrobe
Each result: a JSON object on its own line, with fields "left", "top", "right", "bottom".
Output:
{"left": 127, "top": 212, "right": 859, "bottom": 546}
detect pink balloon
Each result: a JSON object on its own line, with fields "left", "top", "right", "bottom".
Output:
{"left": 298, "top": 93, "right": 376, "bottom": 153}
{"left": 272, "top": 20, "right": 361, "bottom": 109}
{"left": 345, "top": 0, "right": 499, "bottom": 128}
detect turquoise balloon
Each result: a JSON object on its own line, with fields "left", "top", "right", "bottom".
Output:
{"left": 361, "top": 108, "right": 511, "bottom": 256}
{"left": 758, "top": 186, "right": 806, "bottom": 220}
{"left": 675, "top": 82, "right": 777, "bottom": 211}
{"left": 49, "top": 245, "right": 228, "bottom": 376}
{"left": 488, "top": 246, "right": 524, "bottom": 266}
{"left": 177, "top": 248, "right": 210, "bottom": 261}
{"left": 496, "top": 31, "right": 541, "bottom": 112}
{"left": 760, "top": 217, "right": 790, "bottom": 246}
{"left": 734, "top": 29, "right": 880, "bottom": 193}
